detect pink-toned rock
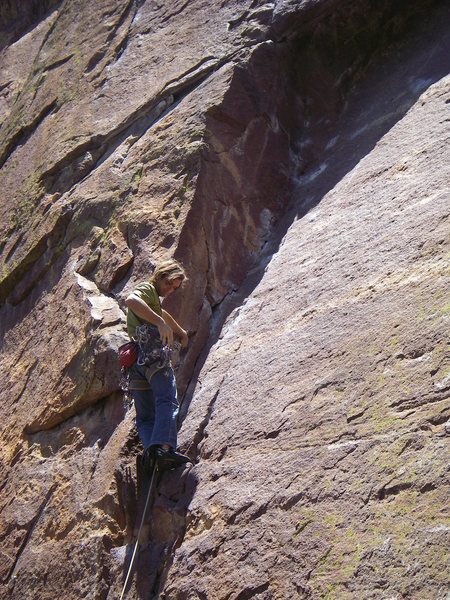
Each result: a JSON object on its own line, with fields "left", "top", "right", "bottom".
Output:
{"left": 0, "top": 0, "right": 448, "bottom": 599}
{"left": 173, "top": 69, "right": 450, "bottom": 598}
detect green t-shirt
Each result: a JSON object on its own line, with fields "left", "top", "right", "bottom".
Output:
{"left": 127, "top": 282, "right": 162, "bottom": 339}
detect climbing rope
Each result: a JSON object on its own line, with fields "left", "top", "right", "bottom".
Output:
{"left": 119, "top": 459, "right": 159, "bottom": 600}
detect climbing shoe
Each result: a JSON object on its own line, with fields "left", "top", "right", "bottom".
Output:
{"left": 153, "top": 446, "right": 191, "bottom": 470}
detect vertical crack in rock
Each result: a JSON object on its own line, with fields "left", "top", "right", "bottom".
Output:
{"left": 191, "top": 387, "right": 223, "bottom": 462}
{"left": 12, "top": 359, "right": 38, "bottom": 405}
{"left": 0, "top": 99, "right": 57, "bottom": 169}
{"left": 5, "top": 484, "right": 56, "bottom": 584}
{"left": 86, "top": 0, "right": 137, "bottom": 73}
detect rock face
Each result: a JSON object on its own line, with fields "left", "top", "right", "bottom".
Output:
{"left": 0, "top": 1, "right": 449, "bottom": 599}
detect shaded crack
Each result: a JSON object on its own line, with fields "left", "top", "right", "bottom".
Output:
{"left": 280, "top": 491, "right": 305, "bottom": 511}
{"left": 4, "top": 483, "right": 57, "bottom": 583}
{"left": 228, "top": 500, "right": 254, "bottom": 525}
{"left": 0, "top": 204, "right": 73, "bottom": 306}
{"left": 420, "top": 481, "right": 436, "bottom": 494}
{"left": 162, "top": 55, "right": 219, "bottom": 95}
{"left": 312, "top": 379, "right": 345, "bottom": 399}
{"left": 42, "top": 53, "right": 74, "bottom": 73}
{"left": 87, "top": 0, "right": 136, "bottom": 73}
{"left": 105, "top": 0, "right": 136, "bottom": 45}
{"left": 189, "top": 386, "right": 222, "bottom": 463}
{"left": 161, "top": 0, "right": 191, "bottom": 24}
{"left": 347, "top": 406, "right": 369, "bottom": 423}
{"left": 263, "top": 417, "right": 290, "bottom": 439}
{"left": 13, "top": 359, "right": 38, "bottom": 404}
{"left": 0, "top": 99, "right": 57, "bottom": 169}
{"left": 250, "top": 499, "right": 272, "bottom": 521}
{"left": 324, "top": 444, "right": 357, "bottom": 470}
{"left": 328, "top": 431, "right": 359, "bottom": 446}
{"left": 35, "top": 8, "right": 62, "bottom": 58}
{"left": 390, "top": 390, "right": 450, "bottom": 412}
{"left": 377, "top": 481, "right": 413, "bottom": 500}
{"left": 0, "top": 80, "right": 13, "bottom": 93}
{"left": 235, "top": 581, "right": 270, "bottom": 600}
{"left": 228, "top": 10, "right": 250, "bottom": 31}
{"left": 378, "top": 475, "right": 442, "bottom": 501}
{"left": 305, "top": 547, "right": 333, "bottom": 582}
{"left": 282, "top": 394, "right": 307, "bottom": 414}
{"left": 425, "top": 408, "right": 450, "bottom": 427}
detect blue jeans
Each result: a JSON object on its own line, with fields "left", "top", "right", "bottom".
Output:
{"left": 131, "top": 366, "right": 179, "bottom": 451}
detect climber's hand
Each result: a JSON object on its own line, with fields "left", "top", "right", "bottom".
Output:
{"left": 158, "top": 321, "right": 173, "bottom": 347}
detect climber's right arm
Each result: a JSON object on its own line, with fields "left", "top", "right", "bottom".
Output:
{"left": 126, "top": 294, "right": 173, "bottom": 346}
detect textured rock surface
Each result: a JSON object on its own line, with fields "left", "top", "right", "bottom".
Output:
{"left": 174, "top": 73, "right": 450, "bottom": 600}
{"left": 0, "top": 0, "right": 449, "bottom": 599}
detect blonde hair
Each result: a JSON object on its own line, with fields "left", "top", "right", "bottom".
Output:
{"left": 151, "top": 259, "right": 187, "bottom": 286}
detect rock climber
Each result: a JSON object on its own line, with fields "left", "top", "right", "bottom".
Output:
{"left": 125, "top": 259, "right": 190, "bottom": 472}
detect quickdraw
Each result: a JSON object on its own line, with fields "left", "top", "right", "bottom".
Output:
{"left": 119, "top": 368, "right": 133, "bottom": 410}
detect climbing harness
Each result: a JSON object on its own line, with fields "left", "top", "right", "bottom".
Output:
{"left": 127, "top": 324, "right": 182, "bottom": 388}
{"left": 135, "top": 324, "right": 176, "bottom": 369}
{"left": 118, "top": 326, "right": 179, "bottom": 410}
{"left": 119, "top": 458, "right": 159, "bottom": 600}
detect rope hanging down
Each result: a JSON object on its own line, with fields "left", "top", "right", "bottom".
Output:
{"left": 120, "top": 460, "right": 159, "bottom": 600}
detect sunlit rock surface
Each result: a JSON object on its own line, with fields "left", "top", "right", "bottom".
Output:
{"left": 0, "top": 1, "right": 448, "bottom": 598}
